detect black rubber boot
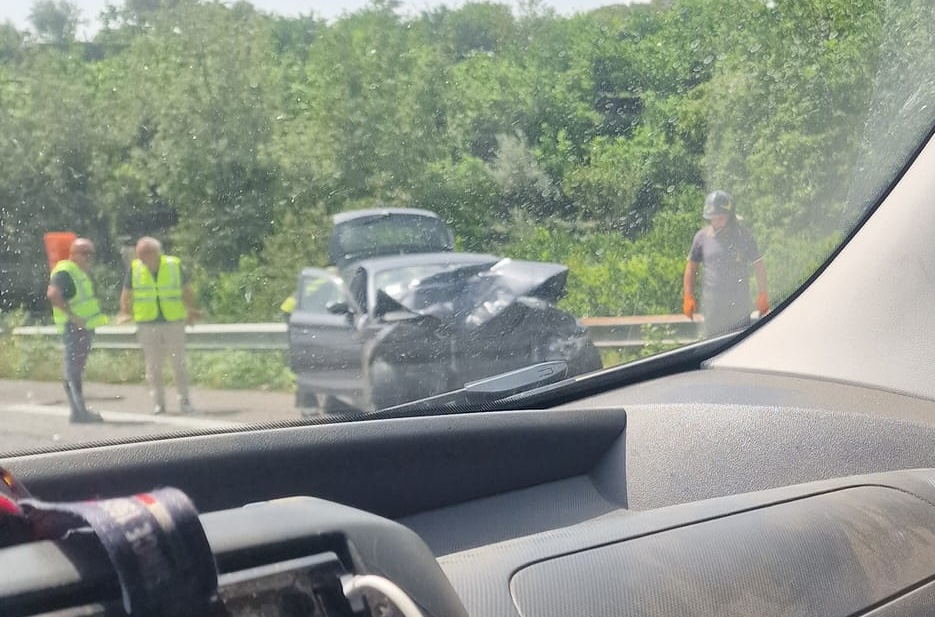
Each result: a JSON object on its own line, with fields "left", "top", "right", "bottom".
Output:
{"left": 65, "top": 380, "right": 103, "bottom": 424}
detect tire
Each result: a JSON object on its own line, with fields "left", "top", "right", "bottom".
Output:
{"left": 367, "top": 357, "right": 402, "bottom": 411}
{"left": 296, "top": 386, "right": 313, "bottom": 408}
{"left": 298, "top": 387, "right": 357, "bottom": 417}
{"left": 315, "top": 393, "right": 338, "bottom": 413}
{"left": 296, "top": 386, "right": 321, "bottom": 417}
{"left": 551, "top": 338, "right": 604, "bottom": 377}
{"left": 572, "top": 340, "right": 604, "bottom": 374}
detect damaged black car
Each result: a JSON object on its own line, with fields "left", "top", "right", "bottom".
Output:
{"left": 287, "top": 209, "right": 603, "bottom": 414}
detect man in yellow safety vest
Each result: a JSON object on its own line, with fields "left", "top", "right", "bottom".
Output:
{"left": 46, "top": 238, "right": 107, "bottom": 423}
{"left": 119, "top": 237, "right": 201, "bottom": 415}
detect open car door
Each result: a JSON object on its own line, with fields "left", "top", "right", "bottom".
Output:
{"left": 287, "top": 269, "right": 363, "bottom": 408}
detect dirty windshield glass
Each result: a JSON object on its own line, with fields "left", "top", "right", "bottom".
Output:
{"left": 0, "top": 0, "right": 934, "bottom": 452}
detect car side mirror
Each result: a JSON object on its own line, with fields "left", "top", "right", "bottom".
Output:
{"left": 326, "top": 301, "right": 352, "bottom": 315}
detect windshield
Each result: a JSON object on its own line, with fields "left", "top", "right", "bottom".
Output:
{"left": 331, "top": 210, "right": 455, "bottom": 266}
{"left": 1, "top": 0, "right": 933, "bottom": 453}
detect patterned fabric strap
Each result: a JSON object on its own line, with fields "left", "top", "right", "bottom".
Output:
{"left": 18, "top": 487, "right": 218, "bottom": 617}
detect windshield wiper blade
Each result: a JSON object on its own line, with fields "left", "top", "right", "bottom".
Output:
{"left": 372, "top": 360, "right": 569, "bottom": 417}
{"left": 294, "top": 361, "right": 570, "bottom": 426}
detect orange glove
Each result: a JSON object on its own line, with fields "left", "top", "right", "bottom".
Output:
{"left": 756, "top": 292, "right": 769, "bottom": 315}
{"left": 683, "top": 294, "right": 696, "bottom": 319}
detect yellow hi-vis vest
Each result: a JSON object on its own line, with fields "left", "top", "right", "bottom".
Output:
{"left": 50, "top": 260, "right": 108, "bottom": 331}
{"left": 130, "top": 255, "right": 187, "bottom": 322}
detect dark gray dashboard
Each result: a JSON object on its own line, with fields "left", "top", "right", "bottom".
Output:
{"left": 440, "top": 474, "right": 935, "bottom": 617}
{"left": 5, "top": 367, "right": 935, "bottom": 617}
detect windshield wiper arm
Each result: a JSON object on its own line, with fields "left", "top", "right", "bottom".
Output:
{"left": 372, "top": 360, "right": 569, "bottom": 418}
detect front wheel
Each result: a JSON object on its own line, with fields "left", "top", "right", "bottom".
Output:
{"left": 532, "top": 327, "right": 604, "bottom": 376}
{"left": 570, "top": 339, "right": 604, "bottom": 375}
{"left": 296, "top": 386, "right": 328, "bottom": 413}
{"left": 296, "top": 385, "right": 321, "bottom": 417}
{"left": 297, "top": 386, "right": 357, "bottom": 417}
{"left": 367, "top": 357, "right": 449, "bottom": 411}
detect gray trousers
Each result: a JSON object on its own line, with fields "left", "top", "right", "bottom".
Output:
{"left": 702, "top": 295, "right": 753, "bottom": 337}
{"left": 137, "top": 321, "right": 191, "bottom": 409}
{"left": 63, "top": 323, "right": 92, "bottom": 417}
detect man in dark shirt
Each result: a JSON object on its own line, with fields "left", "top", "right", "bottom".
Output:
{"left": 683, "top": 190, "right": 769, "bottom": 336}
{"left": 50, "top": 270, "right": 75, "bottom": 299}
{"left": 46, "top": 238, "right": 106, "bottom": 423}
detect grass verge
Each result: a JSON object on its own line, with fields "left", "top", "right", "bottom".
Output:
{"left": 0, "top": 335, "right": 294, "bottom": 392}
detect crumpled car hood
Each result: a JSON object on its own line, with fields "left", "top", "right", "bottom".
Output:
{"left": 374, "top": 258, "right": 569, "bottom": 330}
{"left": 364, "top": 257, "right": 599, "bottom": 408}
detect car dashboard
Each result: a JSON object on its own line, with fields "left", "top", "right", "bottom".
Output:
{"left": 4, "top": 367, "right": 935, "bottom": 617}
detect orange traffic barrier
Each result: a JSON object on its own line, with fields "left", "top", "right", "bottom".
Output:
{"left": 43, "top": 232, "right": 76, "bottom": 271}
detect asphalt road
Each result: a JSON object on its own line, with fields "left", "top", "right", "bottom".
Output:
{"left": 0, "top": 379, "right": 297, "bottom": 454}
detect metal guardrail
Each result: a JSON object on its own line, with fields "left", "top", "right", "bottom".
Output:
{"left": 10, "top": 316, "right": 704, "bottom": 350}
{"left": 582, "top": 315, "right": 704, "bottom": 348}
{"left": 10, "top": 324, "right": 291, "bottom": 351}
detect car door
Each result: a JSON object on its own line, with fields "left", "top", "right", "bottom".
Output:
{"left": 287, "top": 269, "right": 364, "bottom": 398}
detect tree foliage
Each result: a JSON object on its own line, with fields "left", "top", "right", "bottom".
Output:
{"left": 29, "top": 0, "right": 81, "bottom": 46}
{"left": 1, "top": 0, "right": 930, "bottom": 322}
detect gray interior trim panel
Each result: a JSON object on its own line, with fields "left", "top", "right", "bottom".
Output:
{"left": 439, "top": 470, "right": 935, "bottom": 617}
